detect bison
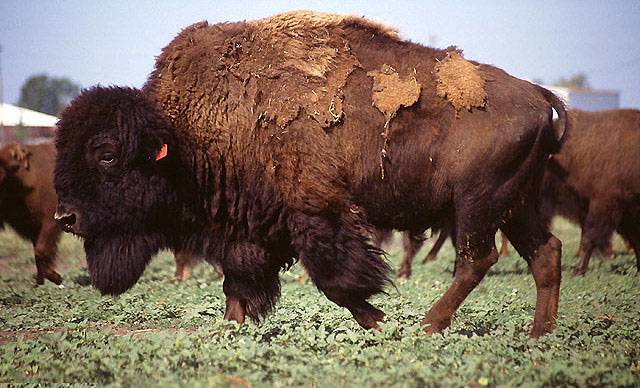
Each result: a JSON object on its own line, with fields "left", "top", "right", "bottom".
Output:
{"left": 0, "top": 142, "right": 63, "bottom": 285}
{"left": 397, "top": 110, "right": 640, "bottom": 277}
{"left": 54, "top": 11, "right": 566, "bottom": 338}
{"left": 544, "top": 109, "right": 640, "bottom": 276}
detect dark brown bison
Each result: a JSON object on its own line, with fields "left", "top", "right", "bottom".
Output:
{"left": 0, "top": 142, "right": 62, "bottom": 285}
{"left": 544, "top": 109, "right": 640, "bottom": 276}
{"left": 54, "top": 11, "right": 566, "bottom": 338}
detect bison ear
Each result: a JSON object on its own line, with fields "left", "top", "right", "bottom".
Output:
{"left": 118, "top": 90, "right": 173, "bottom": 164}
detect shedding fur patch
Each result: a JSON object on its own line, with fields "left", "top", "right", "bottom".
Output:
{"left": 434, "top": 49, "right": 488, "bottom": 117}
{"left": 367, "top": 64, "right": 421, "bottom": 122}
{"left": 242, "top": 11, "right": 369, "bottom": 128}
{"left": 152, "top": 11, "right": 405, "bottom": 138}
{"left": 366, "top": 64, "right": 421, "bottom": 179}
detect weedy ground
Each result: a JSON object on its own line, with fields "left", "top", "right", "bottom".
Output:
{"left": 0, "top": 219, "right": 638, "bottom": 387}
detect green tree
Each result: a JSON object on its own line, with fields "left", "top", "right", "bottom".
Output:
{"left": 554, "top": 72, "right": 589, "bottom": 88}
{"left": 18, "top": 74, "right": 81, "bottom": 116}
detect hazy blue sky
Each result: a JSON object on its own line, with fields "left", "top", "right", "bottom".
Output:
{"left": 1, "top": 0, "right": 639, "bottom": 109}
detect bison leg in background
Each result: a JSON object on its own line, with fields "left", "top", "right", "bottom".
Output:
{"left": 288, "top": 210, "right": 390, "bottom": 330}
{"left": 618, "top": 213, "right": 640, "bottom": 273}
{"left": 33, "top": 222, "right": 62, "bottom": 285}
{"left": 501, "top": 205, "right": 561, "bottom": 338}
{"left": 574, "top": 201, "right": 619, "bottom": 276}
{"left": 499, "top": 231, "right": 511, "bottom": 257}
{"left": 174, "top": 251, "right": 196, "bottom": 281}
{"left": 173, "top": 251, "right": 222, "bottom": 283}
{"left": 221, "top": 241, "right": 282, "bottom": 324}
{"left": 372, "top": 228, "right": 393, "bottom": 248}
{"left": 422, "top": 227, "right": 451, "bottom": 263}
{"left": 421, "top": 226, "right": 498, "bottom": 335}
{"left": 397, "top": 231, "right": 425, "bottom": 279}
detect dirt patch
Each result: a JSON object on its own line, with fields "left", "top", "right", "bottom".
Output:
{"left": 0, "top": 325, "right": 199, "bottom": 346}
{"left": 367, "top": 64, "right": 421, "bottom": 123}
{"left": 241, "top": 11, "right": 363, "bottom": 129}
{"left": 434, "top": 48, "right": 488, "bottom": 117}
{"left": 366, "top": 64, "right": 421, "bottom": 179}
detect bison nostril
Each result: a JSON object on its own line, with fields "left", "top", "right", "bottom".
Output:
{"left": 54, "top": 211, "right": 77, "bottom": 227}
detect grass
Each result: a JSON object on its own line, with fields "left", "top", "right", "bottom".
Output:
{"left": 0, "top": 219, "right": 639, "bottom": 387}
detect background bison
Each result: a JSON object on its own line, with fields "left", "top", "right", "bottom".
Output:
{"left": 544, "top": 109, "right": 640, "bottom": 275}
{"left": 0, "top": 142, "right": 62, "bottom": 285}
{"left": 54, "top": 11, "right": 566, "bottom": 338}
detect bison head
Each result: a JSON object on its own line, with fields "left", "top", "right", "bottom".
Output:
{"left": 54, "top": 86, "right": 180, "bottom": 295}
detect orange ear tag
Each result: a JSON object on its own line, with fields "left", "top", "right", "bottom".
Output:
{"left": 155, "top": 144, "right": 168, "bottom": 161}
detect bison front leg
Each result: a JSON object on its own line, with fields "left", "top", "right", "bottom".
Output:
{"left": 221, "top": 241, "right": 281, "bottom": 325}
{"left": 422, "top": 235, "right": 498, "bottom": 335}
{"left": 288, "top": 210, "right": 392, "bottom": 330}
{"left": 33, "top": 222, "right": 62, "bottom": 285}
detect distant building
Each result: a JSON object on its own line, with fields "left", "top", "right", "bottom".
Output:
{"left": 542, "top": 85, "right": 620, "bottom": 111}
{"left": 0, "top": 103, "right": 57, "bottom": 145}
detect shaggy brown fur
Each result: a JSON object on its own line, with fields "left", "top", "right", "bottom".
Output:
{"left": 54, "top": 11, "right": 566, "bottom": 338}
{"left": 0, "top": 143, "right": 62, "bottom": 285}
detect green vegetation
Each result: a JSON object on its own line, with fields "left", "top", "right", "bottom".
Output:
{"left": 1, "top": 219, "right": 638, "bottom": 387}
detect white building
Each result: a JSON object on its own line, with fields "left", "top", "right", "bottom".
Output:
{"left": 0, "top": 103, "right": 58, "bottom": 144}
{"left": 542, "top": 85, "right": 620, "bottom": 111}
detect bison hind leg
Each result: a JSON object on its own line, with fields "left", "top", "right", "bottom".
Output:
{"left": 421, "top": 232, "right": 499, "bottom": 335}
{"left": 501, "top": 206, "right": 561, "bottom": 338}
{"left": 288, "top": 210, "right": 392, "bottom": 330}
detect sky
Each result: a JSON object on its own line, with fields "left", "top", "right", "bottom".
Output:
{"left": 1, "top": 0, "right": 639, "bottom": 110}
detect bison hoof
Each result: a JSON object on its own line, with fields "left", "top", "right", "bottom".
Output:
{"left": 36, "top": 271, "right": 63, "bottom": 286}
{"left": 571, "top": 267, "right": 587, "bottom": 277}
{"left": 353, "top": 306, "right": 385, "bottom": 330}
{"left": 422, "top": 254, "right": 437, "bottom": 263}
{"left": 421, "top": 316, "right": 450, "bottom": 336}
{"left": 397, "top": 268, "right": 411, "bottom": 280}
{"left": 422, "top": 323, "right": 443, "bottom": 336}
{"left": 47, "top": 272, "right": 63, "bottom": 285}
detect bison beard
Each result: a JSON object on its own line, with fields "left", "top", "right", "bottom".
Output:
{"left": 84, "top": 233, "right": 165, "bottom": 295}
{"left": 55, "top": 11, "right": 567, "bottom": 338}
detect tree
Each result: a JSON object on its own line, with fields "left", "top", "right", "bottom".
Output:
{"left": 18, "top": 74, "right": 81, "bottom": 116}
{"left": 554, "top": 72, "right": 589, "bottom": 89}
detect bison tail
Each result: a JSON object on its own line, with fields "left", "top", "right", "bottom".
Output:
{"left": 537, "top": 85, "right": 568, "bottom": 153}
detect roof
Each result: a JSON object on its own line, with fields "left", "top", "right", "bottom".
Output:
{"left": 0, "top": 103, "right": 58, "bottom": 127}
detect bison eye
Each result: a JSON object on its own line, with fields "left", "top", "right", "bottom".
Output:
{"left": 99, "top": 154, "right": 116, "bottom": 166}
{"left": 93, "top": 142, "right": 118, "bottom": 168}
